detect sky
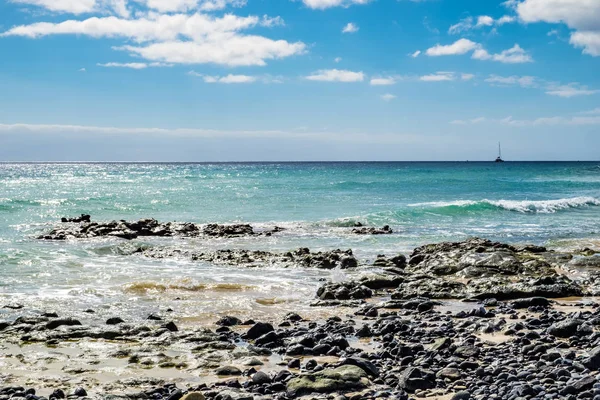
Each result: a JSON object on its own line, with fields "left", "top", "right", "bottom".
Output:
{"left": 0, "top": 0, "right": 599, "bottom": 161}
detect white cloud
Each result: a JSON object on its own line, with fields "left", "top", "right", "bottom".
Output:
{"left": 301, "top": 0, "right": 372, "bottom": 10}
{"left": 451, "top": 115, "right": 600, "bottom": 127}
{"left": 426, "top": 38, "right": 479, "bottom": 56}
{"left": 0, "top": 122, "right": 428, "bottom": 145}
{"left": 516, "top": 0, "right": 600, "bottom": 56}
{"left": 476, "top": 16, "right": 494, "bottom": 27}
{"left": 485, "top": 75, "right": 537, "bottom": 87}
{"left": 370, "top": 77, "right": 396, "bottom": 86}
{"left": 471, "top": 44, "right": 533, "bottom": 64}
{"left": 305, "top": 69, "right": 364, "bottom": 82}
{"left": 425, "top": 39, "right": 532, "bottom": 63}
{"left": 2, "top": 13, "right": 306, "bottom": 67}
{"left": 461, "top": 73, "right": 475, "bottom": 81}
{"left": 98, "top": 62, "right": 148, "bottom": 69}
{"left": 420, "top": 72, "right": 455, "bottom": 82}
{"left": 129, "top": 0, "right": 246, "bottom": 13}
{"left": 545, "top": 84, "right": 599, "bottom": 98}
{"left": 10, "top": 0, "right": 97, "bottom": 14}
{"left": 570, "top": 31, "right": 600, "bottom": 56}
{"left": 342, "top": 22, "right": 359, "bottom": 33}
{"left": 204, "top": 74, "right": 256, "bottom": 83}
{"left": 78, "top": 67, "right": 86, "bottom": 72}
{"left": 448, "top": 17, "right": 473, "bottom": 34}
{"left": 580, "top": 108, "right": 600, "bottom": 115}
{"left": 188, "top": 70, "right": 282, "bottom": 83}
{"left": 97, "top": 61, "right": 172, "bottom": 69}
{"left": 410, "top": 50, "right": 421, "bottom": 58}
{"left": 449, "top": 14, "right": 516, "bottom": 34}
{"left": 484, "top": 75, "right": 598, "bottom": 98}
{"left": 497, "top": 15, "right": 516, "bottom": 25}
{"left": 334, "top": 57, "right": 342, "bottom": 63}
{"left": 380, "top": 94, "right": 396, "bottom": 101}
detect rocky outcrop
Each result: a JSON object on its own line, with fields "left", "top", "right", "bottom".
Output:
{"left": 38, "top": 217, "right": 281, "bottom": 240}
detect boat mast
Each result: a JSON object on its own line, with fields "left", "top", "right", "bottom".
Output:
{"left": 498, "top": 142, "right": 502, "bottom": 159}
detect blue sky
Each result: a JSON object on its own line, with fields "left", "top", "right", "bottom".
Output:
{"left": 0, "top": 0, "right": 599, "bottom": 161}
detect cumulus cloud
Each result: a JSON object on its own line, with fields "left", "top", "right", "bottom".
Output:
{"left": 472, "top": 44, "right": 533, "bottom": 64}
{"left": 448, "top": 15, "right": 516, "bottom": 34}
{"left": 10, "top": 0, "right": 97, "bottom": 14}
{"left": 461, "top": 73, "right": 475, "bottom": 81}
{"left": 370, "top": 77, "right": 397, "bottom": 86}
{"left": 1, "top": 9, "right": 305, "bottom": 67}
{"left": 425, "top": 39, "right": 532, "bottom": 63}
{"left": 483, "top": 74, "right": 598, "bottom": 98}
{"left": 410, "top": 50, "right": 421, "bottom": 58}
{"left": 485, "top": 75, "right": 537, "bottom": 87}
{"left": 342, "top": 22, "right": 359, "bottom": 33}
{"left": 426, "top": 38, "right": 479, "bottom": 56}
{"left": 515, "top": 0, "right": 600, "bottom": 56}
{"left": 301, "top": 0, "right": 372, "bottom": 10}
{"left": 545, "top": 84, "right": 599, "bottom": 98}
{"left": 305, "top": 69, "right": 364, "bottom": 82}
{"left": 420, "top": 72, "right": 456, "bottom": 82}
{"left": 98, "top": 61, "right": 171, "bottom": 69}
{"left": 380, "top": 94, "right": 396, "bottom": 101}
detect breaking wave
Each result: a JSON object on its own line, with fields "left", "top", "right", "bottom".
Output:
{"left": 409, "top": 196, "right": 600, "bottom": 214}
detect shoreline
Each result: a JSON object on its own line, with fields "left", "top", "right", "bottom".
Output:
{"left": 2, "top": 218, "right": 600, "bottom": 399}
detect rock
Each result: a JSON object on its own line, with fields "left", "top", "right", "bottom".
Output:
{"left": 582, "top": 346, "right": 600, "bottom": 370}
{"left": 252, "top": 371, "right": 271, "bottom": 385}
{"left": 181, "top": 393, "right": 205, "bottom": 400}
{"left": 397, "top": 367, "right": 436, "bottom": 393}
{"left": 451, "top": 391, "right": 471, "bottom": 400}
{"left": 286, "top": 365, "right": 368, "bottom": 395}
{"left": 340, "top": 357, "right": 380, "bottom": 377}
{"left": 351, "top": 226, "right": 393, "bottom": 235}
{"left": 106, "top": 317, "right": 125, "bottom": 325}
{"left": 246, "top": 322, "right": 274, "bottom": 340}
{"left": 217, "top": 316, "right": 242, "bottom": 326}
{"left": 203, "top": 224, "right": 255, "bottom": 237}
{"left": 509, "top": 297, "right": 551, "bottom": 309}
{"left": 548, "top": 319, "right": 586, "bottom": 338}
{"left": 61, "top": 214, "right": 91, "bottom": 223}
{"left": 215, "top": 366, "right": 242, "bottom": 376}
{"left": 45, "top": 318, "right": 82, "bottom": 330}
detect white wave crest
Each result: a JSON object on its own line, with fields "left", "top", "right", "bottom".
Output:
{"left": 409, "top": 196, "right": 600, "bottom": 214}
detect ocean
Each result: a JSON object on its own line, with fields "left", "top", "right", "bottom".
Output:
{"left": 1, "top": 162, "right": 600, "bottom": 323}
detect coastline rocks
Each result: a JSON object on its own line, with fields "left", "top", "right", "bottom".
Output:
{"left": 317, "top": 282, "right": 373, "bottom": 300}
{"left": 144, "top": 247, "right": 358, "bottom": 270}
{"left": 38, "top": 218, "right": 280, "bottom": 240}
{"left": 61, "top": 214, "right": 91, "bottom": 223}
{"left": 406, "top": 238, "right": 554, "bottom": 277}
{"left": 351, "top": 225, "right": 393, "bottom": 235}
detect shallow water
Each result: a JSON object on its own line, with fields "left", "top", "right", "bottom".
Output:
{"left": 1, "top": 162, "right": 599, "bottom": 322}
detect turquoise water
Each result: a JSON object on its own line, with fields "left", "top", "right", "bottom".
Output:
{"left": 1, "top": 162, "right": 600, "bottom": 322}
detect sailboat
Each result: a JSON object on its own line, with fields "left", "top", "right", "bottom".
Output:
{"left": 495, "top": 142, "right": 505, "bottom": 163}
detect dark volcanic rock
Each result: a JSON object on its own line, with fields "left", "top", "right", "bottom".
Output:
{"left": 352, "top": 225, "right": 393, "bottom": 235}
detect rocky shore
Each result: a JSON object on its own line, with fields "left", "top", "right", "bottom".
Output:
{"left": 4, "top": 217, "right": 600, "bottom": 399}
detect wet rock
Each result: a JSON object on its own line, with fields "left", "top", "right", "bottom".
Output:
{"left": 61, "top": 214, "right": 91, "bottom": 223}
{"left": 548, "top": 319, "right": 587, "bottom": 338}
{"left": 181, "top": 393, "right": 205, "bottom": 400}
{"left": 203, "top": 224, "right": 255, "bottom": 237}
{"left": 106, "top": 318, "right": 125, "bottom": 325}
{"left": 397, "top": 367, "right": 435, "bottom": 393}
{"left": 215, "top": 366, "right": 242, "bottom": 376}
{"left": 246, "top": 322, "right": 274, "bottom": 340}
{"left": 45, "top": 318, "right": 82, "bottom": 330}
{"left": 286, "top": 365, "right": 369, "bottom": 395}
{"left": 351, "top": 225, "right": 393, "bottom": 235}
{"left": 217, "top": 316, "right": 242, "bottom": 327}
